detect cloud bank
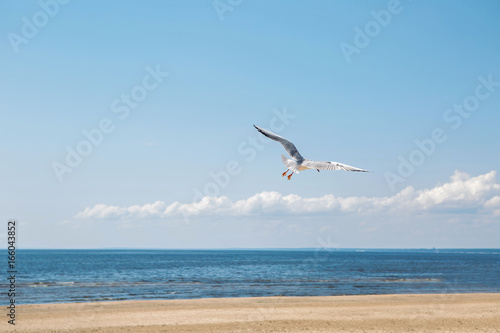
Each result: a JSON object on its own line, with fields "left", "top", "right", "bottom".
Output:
{"left": 76, "top": 170, "right": 500, "bottom": 220}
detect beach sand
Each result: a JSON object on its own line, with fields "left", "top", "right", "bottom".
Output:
{"left": 6, "top": 293, "right": 500, "bottom": 332}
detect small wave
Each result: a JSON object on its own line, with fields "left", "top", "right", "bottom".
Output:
{"left": 26, "top": 281, "right": 75, "bottom": 287}
{"left": 69, "top": 296, "right": 129, "bottom": 302}
{"left": 382, "top": 278, "right": 442, "bottom": 283}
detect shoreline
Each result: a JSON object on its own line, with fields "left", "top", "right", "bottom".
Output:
{"left": 6, "top": 293, "right": 500, "bottom": 332}
{"left": 7, "top": 290, "right": 500, "bottom": 306}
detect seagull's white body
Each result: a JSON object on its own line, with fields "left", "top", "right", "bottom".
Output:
{"left": 254, "top": 125, "right": 368, "bottom": 179}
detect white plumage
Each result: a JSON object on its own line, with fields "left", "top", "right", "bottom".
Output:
{"left": 254, "top": 125, "right": 368, "bottom": 179}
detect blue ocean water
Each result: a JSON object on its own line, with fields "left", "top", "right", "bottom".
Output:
{"left": 2, "top": 249, "right": 500, "bottom": 304}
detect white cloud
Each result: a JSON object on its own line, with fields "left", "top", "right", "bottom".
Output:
{"left": 75, "top": 170, "right": 499, "bottom": 220}
{"left": 484, "top": 196, "right": 500, "bottom": 216}
{"left": 414, "top": 170, "right": 499, "bottom": 209}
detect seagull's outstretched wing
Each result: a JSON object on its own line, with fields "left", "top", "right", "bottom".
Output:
{"left": 303, "top": 160, "right": 368, "bottom": 172}
{"left": 254, "top": 125, "right": 304, "bottom": 162}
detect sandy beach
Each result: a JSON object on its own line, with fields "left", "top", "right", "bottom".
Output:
{"left": 5, "top": 293, "right": 499, "bottom": 332}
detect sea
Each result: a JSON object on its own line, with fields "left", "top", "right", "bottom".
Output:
{"left": 3, "top": 249, "right": 500, "bottom": 305}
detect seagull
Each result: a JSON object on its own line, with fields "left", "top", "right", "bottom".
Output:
{"left": 254, "top": 125, "right": 368, "bottom": 180}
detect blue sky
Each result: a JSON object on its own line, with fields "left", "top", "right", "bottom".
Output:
{"left": 1, "top": 0, "right": 499, "bottom": 249}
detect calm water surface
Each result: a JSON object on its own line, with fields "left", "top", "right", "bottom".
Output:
{"left": 3, "top": 249, "right": 500, "bottom": 304}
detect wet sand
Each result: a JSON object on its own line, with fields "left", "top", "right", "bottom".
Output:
{"left": 6, "top": 293, "right": 500, "bottom": 332}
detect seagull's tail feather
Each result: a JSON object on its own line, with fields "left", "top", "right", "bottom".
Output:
{"left": 281, "top": 154, "right": 300, "bottom": 173}
{"left": 281, "top": 154, "right": 288, "bottom": 165}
